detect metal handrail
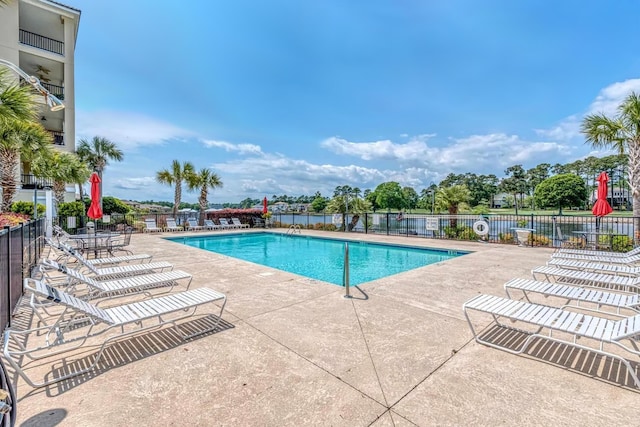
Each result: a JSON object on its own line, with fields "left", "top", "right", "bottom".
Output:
{"left": 343, "top": 242, "right": 351, "bottom": 298}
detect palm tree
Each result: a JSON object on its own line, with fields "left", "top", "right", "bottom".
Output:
{"left": 156, "top": 160, "right": 195, "bottom": 217}
{"left": 0, "top": 68, "right": 40, "bottom": 126}
{"left": 31, "top": 151, "right": 91, "bottom": 204}
{"left": 0, "top": 120, "right": 53, "bottom": 211}
{"left": 435, "top": 185, "right": 471, "bottom": 228}
{"left": 326, "top": 193, "right": 371, "bottom": 231}
{"left": 76, "top": 136, "right": 124, "bottom": 211}
{"left": 582, "top": 92, "right": 640, "bottom": 238}
{"left": 187, "top": 168, "right": 223, "bottom": 225}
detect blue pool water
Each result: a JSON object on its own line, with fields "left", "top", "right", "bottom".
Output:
{"left": 167, "top": 233, "right": 467, "bottom": 286}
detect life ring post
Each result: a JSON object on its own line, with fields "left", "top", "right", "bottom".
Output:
{"left": 473, "top": 220, "right": 489, "bottom": 237}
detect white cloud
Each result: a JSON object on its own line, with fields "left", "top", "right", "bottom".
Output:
{"left": 536, "top": 78, "right": 640, "bottom": 141}
{"left": 76, "top": 110, "right": 194, "bottom": 151}
{"left": 112, "top": 176, "right": 156, "bottom": 190}
{"left": 202, "top": 139, "right": 263, "bottom": 155}
{"left": 321, "top": 134, "right": 436, "bottom": 161}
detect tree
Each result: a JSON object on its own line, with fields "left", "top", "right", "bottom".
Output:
{"left": 188, "top": 167, "right": 223, "bottom": 225}
{"left": 31, "top": 151, "right": 91, "bottom": 204}
{"left": 0, "top": 120, "right": 53, "bottom": 211}
{"left": 370, "top": 181, "right": 406, "bottom": 210}
{"left": 435, "top": 185, "right": 471, "bottom": 228}
{"left": 526, "top": 163, "right": 551, "bottom": 209}
{"left": 582, "top": 92, "right": 640, "bottom": 233}
{"left": 156, "top": 160, "right": 195, "bottom": 217}
{"left": 0, "top": 67, "right": 40, "bottom": 126}
{"left": 76, "top": 136, "right": 123, "bottom": 211}
{"left": 402, "top": 186, "right": 419, "bottom": 211}
{"left": 311, "top": 196, "right": 327, "bottom": 212}
{"left": 500, "top": 165, "right": 527, "bottom": 215}
{"left": 325, "top": 194, "right": 371, "bottom": 231}
{"left": 102, "top": 196, "right": 131, "bottom": 214}
{"left": 534, "top": 174, "right": 587, "bottom": 215}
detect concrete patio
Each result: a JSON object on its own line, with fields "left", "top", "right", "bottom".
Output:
{"left": 9, "top": 230, "right": 640, "bottom": 426}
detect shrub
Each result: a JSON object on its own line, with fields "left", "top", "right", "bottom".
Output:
{"left": 528, "top": 234, "right": 550, "bottom": 247}
{"left": 516, "top": 219, "right": 528, "bottom": 228}
{"left": 611, "top": 235, "right": 633, "bottom": 253}
{"left": 102, "top": 196, "right": 131, "bottom": 215}
{"left": 324, "top": 224, "right": 337, "bottom": 231}
{"left": 314, "top": 222, "right": 325, "bottom": 230}
{"left": 444, "top": 225, "right": 477, "bottom": 240}
{"left": 10, "top": 201, "right": 45, "bottom": 217}
{"left": 498, "top": 232, "right": 515, "bottom": 244}
{"left": 58, "top": 201, "right": 86, "bottom": 217}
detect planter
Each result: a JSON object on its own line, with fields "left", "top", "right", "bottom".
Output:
{"left": 513, "top": 228, "right": 535, "bottom": 247}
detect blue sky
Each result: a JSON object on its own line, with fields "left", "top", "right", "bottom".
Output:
{"left": 70, "top": 0, "right": 640, "bottom": 203}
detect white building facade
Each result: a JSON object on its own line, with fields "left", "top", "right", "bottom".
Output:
{"left": 0, "top": 0, "right": 80, "bottom": 203}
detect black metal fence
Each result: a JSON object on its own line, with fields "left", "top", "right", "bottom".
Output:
{"left": 0, "top": 218, "right": 45, "bottom": 333}
{"left": 53, "top": 211, "right": 639, "bottom": 251}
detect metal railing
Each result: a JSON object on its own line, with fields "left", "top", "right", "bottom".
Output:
{"left": 20, "top": 174, "right": 54, "bottom": 189}
{"left": 0, "top": 218, "right": 44, "bottom": 333}
{"left": 41, "top": 82, "right": 64, "bottom": 100}
{"left": 19, "top": 29, "right": 64, "bottom": 55}
{"left": 48, "top": 130, "right": 64, "bottom": 146}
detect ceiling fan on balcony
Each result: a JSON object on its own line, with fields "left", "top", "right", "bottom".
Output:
{"left": 34, "top": 65, "right": 51, "bottom": 82}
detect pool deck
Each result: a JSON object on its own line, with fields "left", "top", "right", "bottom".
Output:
{"left": 10, "top": 230, "right": 640, "bottom": 426}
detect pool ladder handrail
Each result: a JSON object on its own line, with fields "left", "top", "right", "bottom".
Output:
{"left": 286, "top": 224, "right": 302, "bottom": 235}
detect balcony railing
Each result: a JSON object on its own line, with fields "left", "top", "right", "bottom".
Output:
{"left": 48, "top": 130, "right": 64, "bottom": 146}
{"left": 41, "top": 82, "right": 64, "bottom": 100}
{"left": 21, "top": 174, "right": 54, "bottom": 189}
{"left": 19, "top": 29, "right": 64, "bottom": 55}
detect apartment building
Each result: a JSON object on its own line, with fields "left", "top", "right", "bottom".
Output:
{"left": 0, "top": 0, "right": 80, "bottom": 202}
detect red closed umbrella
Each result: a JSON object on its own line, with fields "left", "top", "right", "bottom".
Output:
{"left": 592, "top": 172, "right": 613, "bottom": 217}
{"left": 87, "top": 172, "right": 103, "bottom": 219}
{"left": 262, "top": 197, "right": 268, "bottom": 214}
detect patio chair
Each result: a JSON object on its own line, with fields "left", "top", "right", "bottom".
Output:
{"left": 165, "top": 218, "right": 184, "bottom": 232}
{"left": 186, "top": 218, "right": 204, "bottom": 231}
{"left": 47, "top": 238, "right": 153, "bottom": 267}
{"left": 547, "top": 258, "right": 640, "bottom": 276}
{"left": 204, "top": 219, "right": 221, "bottom": 231}
{"left": 217, "top": 218, "right": 236, "bottom": 229}
{"left": 39, "top": 259, "right": 192, "bottom": 297}
{"left": 231, "top": 218, "right": 250, "bottom": 229}
{"left": 504, "top": 277, "right": 640, "bottom": 315}
{"left": 144, "top": 218, "right": 162, "bottom": 233}
{"left": 551, "top": 251, "right": 640, "bottom": 266}
{"left": 4, "top": 278, "right": 226, "bottom": 388}
{"left": 532, "top": 265, "right": 640, "bottom": 293}
{"left": 107, "top": 226, "right": 134, "bottom": 255}
{"left": 463, "top": 294, "right": 640, "bottom": 389}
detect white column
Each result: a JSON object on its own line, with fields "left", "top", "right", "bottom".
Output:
{"left": 62, "top": 16, "right": 76, "bottom": 153}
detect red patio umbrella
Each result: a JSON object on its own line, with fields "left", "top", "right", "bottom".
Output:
{"left": 592, "top": 172, "right": 613, "bottom": 217}
{"left": 87, "top": 172, "right": 103, "bottom": 219}
{"left": 262, "top": 197, "right": 268, "bottom": 214}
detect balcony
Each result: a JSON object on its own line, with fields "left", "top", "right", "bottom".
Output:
{"left": 19, "top": 29, "right": 64, "bottom": 56}
{"left": 41, "top": 82, "right": 64, "bottom": 100}
{"left": 48, "top": 130, "right": 64, "bottom": 146}
{"left": 21, "top": 174, "right": 53, "bottom": 189}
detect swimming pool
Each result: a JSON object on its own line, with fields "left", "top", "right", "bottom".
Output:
{"left": 167, "top": 233, "right": 467, "bottom": 286}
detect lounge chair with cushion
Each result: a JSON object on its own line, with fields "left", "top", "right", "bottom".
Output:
{"left": 204, "top": 219, "right": 221, "bottom": 231}
{"left": 186, "top": 218, "right": 204, "bottom": 231}
{"left": 144, "top": 218, "right": 162, "bottom": 233}
{"left": 231, "top": 218, "right": 250, "bottom": 229}
{"left": 532, "top": 265, "right": 640, "bottom": 292}
{"left": 4, "top": 278, "right": 227, "bottom": 388}
{"left": 463, "top": 293, "right": 640, "bottom": 389}
{"left": 164, "top": 218, "right": 184, "bottom": 232}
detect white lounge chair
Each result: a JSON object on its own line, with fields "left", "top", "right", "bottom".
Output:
{"left": 551, "top": 251, "right": 640, "bottom": 266}
{"left": 504, "top": 277, "right": 640, "bottom": 314}
{"left": 47, "top": 239, "right": 153, "bottom": 267}
{"left": 204, "top": 219, "right": 221, "bottom": 231}
{"left": 532, "top": 265, "right": 640, "bottom": 293}
{"left": 218, "top": 218, "right": 236, "bottom": 229}
{"left": 231, "top": 218, "right": 249, "bottom": 229}
{"left": 144, "top": 218, "right": 162, "bottom": 233}
{"left": 164, "top": 218, "right": 184, "bottom": 232}
{"left": 463, "top": 293, "right": 640, "bottom": 389}
{"left": 555, "top": 245, "right": 640, "bottom": 258}
{"left": 547, "top": 258, "right": 640, "bottom": 276}
{"left": 40, "top": 259, "right": 192, "bottom": 297}
{"left": 4, "top": 278, "right": 226, "bottom": 388}
{"left": 186, "top": 218, "right": 204, "bottom": 231}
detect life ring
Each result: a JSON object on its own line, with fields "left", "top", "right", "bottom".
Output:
{"left": 473, "top": 220, "right": 489, "bottom": 236}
